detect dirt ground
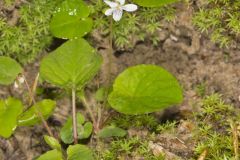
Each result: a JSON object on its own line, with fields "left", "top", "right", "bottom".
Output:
{"left": 0, "top": 3, "right": 240, "bottom": 160}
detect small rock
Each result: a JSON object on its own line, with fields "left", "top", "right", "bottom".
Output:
{"left": 148, "top": 141, "right": 183, "bottom": 160}
{"left": 170, "top": 34, "right": 178, "bottom": 42}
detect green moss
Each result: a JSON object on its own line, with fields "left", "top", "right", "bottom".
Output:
{"left": 110, "top": 114, "right": 159, "bottom": 130}
{"left": 95, "top": 136, "right": 165, "bottom": 160}
{"left": 193, "top": 0, "right": 240, "bottom": 47}
{"left": 0, "top": 0, "right": 63, "bottom": 64}
{"left": 90, "top": 1, "right": 176, "bottom": 49}
{"left": 193, "top": 94, "right": 238, "bottom": 160}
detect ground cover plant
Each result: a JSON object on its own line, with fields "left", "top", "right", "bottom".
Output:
{"left": 0, "top": 0, "right": 240, "bottom": 160}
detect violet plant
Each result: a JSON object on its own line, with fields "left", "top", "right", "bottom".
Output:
{"left": 0, "top": 0, "right": 182, "bottom": 159}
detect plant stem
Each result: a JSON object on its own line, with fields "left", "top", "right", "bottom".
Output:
{"left": 107, "top": 17, "right": 113, "bottom": 85}
{"left": 22, "top": 74, "right": 54, "bottom": 137}
{"left": 72, "top": 87, "right": 78, "bottom": 144}
{"left": 103, "top": 18, "right": 113, "bottom": 108}
{"left": 97, "top": 103, "right": 101, "bottom": 131}
{"left": 81, "top": 96, "right": 98, "bottom": 132}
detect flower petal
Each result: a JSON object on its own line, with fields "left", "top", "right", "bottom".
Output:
{"left": 122, "top": 4, "right": 138, "bottom": 12}
{"left": 116, "top": 0, "right": 125, "bottom": 5}
{"left": 113, "top": 9, "right": 123, "bottom": 21}
{"left": 104, "top": 0, "right": 118, "bottom": 8}
{"left": 105, "top": 8, "right": 114, "bottom": 16}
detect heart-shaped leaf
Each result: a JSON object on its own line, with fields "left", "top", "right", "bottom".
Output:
{"left": 60, "top": 113, "right": 92, "bottom": 144}
{"left": 78, "top": 122, "right": 93, "bottom": 139}
{"left": 133, "top": 0, "right": 178, "bottom": 7}
{"left": 37, "top": 149, "right": 63, "bottom": 160}
{"left": 108, "top": 65, "right": 183, "bottom": 114}
{"left": 0, "top": 98, "right": 23, "bottom": 138}
{"left": 98, "top": 126, "right": 127, "bottom": 138}
{"left": 50, "top": 0, "right": 92, "bottom": 39}
{"left": 0, "top": 56, "right": 22, "bottom": 85}
{"left": 40, "top": 38, "right": 102, "bottom": 91}
{"left": 44, "top": 135, "right": 61, "bottom": 151}
{"left": 18, "top": 100, "right": 56, "bottom": 126}
{"left": 67, "top": 144, "right": 94, "bottom": 160}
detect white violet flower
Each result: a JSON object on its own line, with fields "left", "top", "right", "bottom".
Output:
{"left": 18, "top": 76, "right": 25, "bottom": 84}
{"left": 104, "top": 0, "right": 138, "bottom": 21}
{"left": 13, "top": 75, "right": 25, "bottom": 89}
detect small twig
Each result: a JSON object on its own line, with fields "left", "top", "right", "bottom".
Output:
{"left": 22, "top": 74, "right": 54, "bottom": 137}
{"left": 28, "top": 73, "right": 39, "bottom": 106}
{"left": 72, "top": 88, "right": 78, "bottom": 144}
{"left": 96, "top": 75, "right": 102, "bottom": 131}
{"left": 197, "top": 149, "right": 208, "bottom": 160}
{"left": 80, "top": 96, "right": 98, "bottom": 132}
{"left": 230, "top": 120, "right": 239, "bottom": 160}
{"left": 97, "top": 103, "right": 102, "bottom": 131}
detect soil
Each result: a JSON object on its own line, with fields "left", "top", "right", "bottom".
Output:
{"left": 0, "top": 2, "right": 240, "bottom": 160}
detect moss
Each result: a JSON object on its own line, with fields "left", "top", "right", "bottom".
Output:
{"left": 110, "top": 114, "right": 159, "bottom": 131}
{"left": 90, "top": 1, "right": 176, "bottom": 49}
{"left": 0, "top": 0, "right": 63, "bottom": 64}
{"left": 193, "top": 94, "right": 238, "bottom": 159}
{"left": 193, "top": 0, "right": 240, "bottom": 47}
{"left": 95, "top": 136, "right": 165, "bottom": 160}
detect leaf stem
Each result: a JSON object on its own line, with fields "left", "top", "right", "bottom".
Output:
{"left": 103, "top": 17, "right": 113, "bottom": 108}
{"left": 81, "top": 96, "right": 98, "bottom": 132}
{"left": 72, "top": 87, "right": 78, "bottom": 144}
{"left": 22, "top": 74, "right": 54, "bottom": 137}
{"left": 107, "top": 17, "right": 113, "bottom": 85}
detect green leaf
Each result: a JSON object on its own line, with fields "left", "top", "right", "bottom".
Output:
{"left": 60, "top": 113, "right": 92, "bottom": 144}
{"left": 95, "top": 87, "right": 110, "bottom": 102}
{"left": 133, "top": 0, "right": 178, "bottom": 7}
{"left": 44, "top": 135, "right": 61, "bottom": 151}
{"left": 40, "top": 38, "right": 102, "bottom": 91}
{"left": 60, "top": 116, "right": 73, "bottom": 144}
{"left": 0, "top": 98, "right": 23, "bottom": 138}
{"left": 50, "top": 0, "right": 92, "bottom": 39}
{"left": 37, "top": 149, "right": 63, "bottom": 160}
{"left": 18, "top": 100, "right": 56, "bottom": 126}
{"left": 67, "top": 144, "right": 94, "bottom": 160}
{"left": 0, "top": 56, "right": 22, "bottom": 85}
{"left": 78, "top": 122, "right": 93, "bottom": 139}
{"left": 108, "top": 65, "right": 183, "bottom": 115}
{"left": 98, "top": 126, "right": 127, "bottom": 138}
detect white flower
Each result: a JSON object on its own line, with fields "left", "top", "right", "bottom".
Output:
{"left": 14, "top": 81, "right": 19, "bottom": 89}
{"left": 18, "top": 76, "right": 25, "bottom": 84}
{"left": 104, "top": 0, "right": 138, "bottom": 21}
{"left": 13, "top": 75, "right": 25, "bottom": 89}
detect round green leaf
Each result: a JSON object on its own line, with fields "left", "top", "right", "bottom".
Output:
{"left": 67, "top": 144, "right": 94, "bottom": 160}
{"left": 60, "top": 113, "right": 86, "bottom": 144}
{"left": 18, "top": 99, "right": 56, "bottom": 126}
{"left": 40, "top": 38, "right": 102, "bottom": 91}
{"left": 0, "top": 56, "right": 22, "bottom": 85}
{"left": 0, "top": 98, "right": 23, "bottom": 138}
{"left": 108, "top": 65, "right": 183, "bottom": 115}
{"left": 50, "top": 0, "right": 92, "bottom": 39}
{"left": 44, "top": 135, "right": 61, "bottom": 151}
{"left": 133, "top": 0, "right": 178, "bottom": 7}
{"left": 98, "top": 126, "right": 127, "bottom": 138}
{"left": 50, "top": 14, "right": 93, "bottom": 39}
{"left": 55, "top": 0, "right": 90, "bottom": 18}
{"left": 37, "top": 149, "right": 63, "bottom": 160}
